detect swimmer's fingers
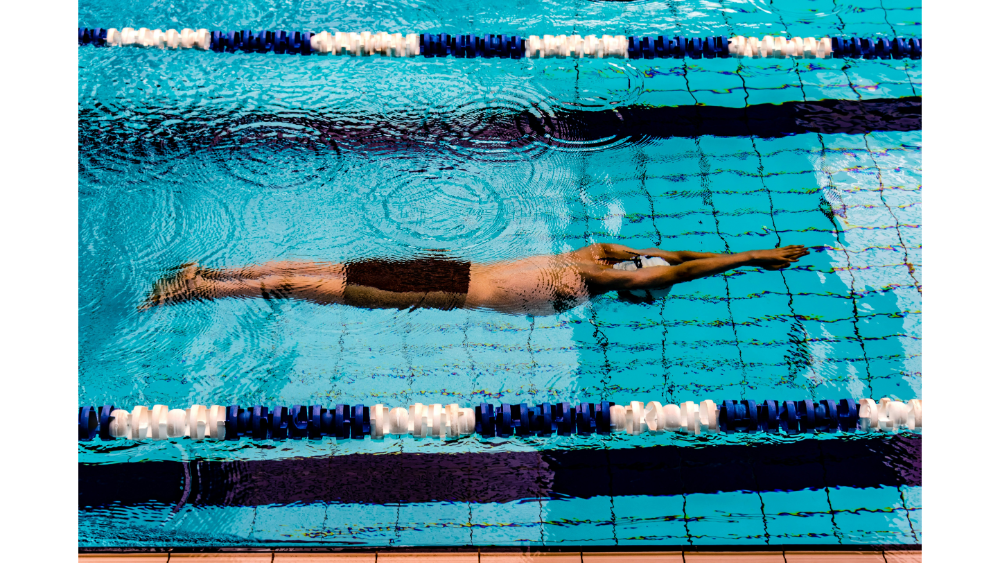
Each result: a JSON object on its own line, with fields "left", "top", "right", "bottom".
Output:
{"left": 762, "top": 260, "right": 793, "bottom": 270}
{"left": 778, "top": 248, "right": 809, "bottom": 260}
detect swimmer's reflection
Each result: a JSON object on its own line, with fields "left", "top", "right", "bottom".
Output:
{"left": 140, "top": 243, "right": 809, "bottom": 316}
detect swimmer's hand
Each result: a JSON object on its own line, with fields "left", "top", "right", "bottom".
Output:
{"left": 749, "top": 245, "right": 809, "bottom": 270}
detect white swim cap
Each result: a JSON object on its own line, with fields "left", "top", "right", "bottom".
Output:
{"left": 613, "top": 256, "right": 673, "bottom": 301}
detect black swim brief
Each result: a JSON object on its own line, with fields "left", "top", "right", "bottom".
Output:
{"left": 343, "top": 257, "right": 471, "bottom": 310}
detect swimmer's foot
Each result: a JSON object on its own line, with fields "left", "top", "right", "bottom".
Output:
{"left": 138, "top": 263, "right": 206, "bottom": 310}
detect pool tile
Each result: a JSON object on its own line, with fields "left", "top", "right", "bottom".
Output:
{"left": 834, "top": 511, "right": 915, "bottom": 545}
{"left": 760, "top": 490, "right": 838, "bottom": 545}
{"left": 649, "top": 191, "right": 713, "bottom": 216}
{"left": 612, "top": 494, "right": 689, "bottom": 545}
{"left": 274, "top": 555, "right": 376, "bottom": 562}
{"left": 321, "top": 503, "right": 399, "bottom": 546}
{"left": 78, "top": 557, "right": 169, "bottom": 562}
{"left": 683, "top": 552, "right": 783, "bottom": 562}
{"left": 251, "top": 503, "right": 329, "bottom": 542}
{"left": 583, "top": 553, "right": 683, "bottom": 562}
{"left": 693, "top": 90, "right": 748, "bottom": 108}
{"left": 481, "top": 554, "right": 582, "bottom": 563}
{"left": 729, "top": 267, "right": 792, "bottom": 299}
{"left": 688, "top": 60, "right": 744, "bottom": 91}
{"left": 767, "top": 197, "right": 829, "bottom": 219}
{"left": 169, "top": 555, "right": 272, "bottom": 561}
{"left": 765, "top": 511, "right": 840, "bottom": 545}
{"left": 378, "top": 554, "right": 475, "bottom": 562}
{"left": 827, "top": 486, "right": 915, "bottom": 544}
{"left": 907, "top": 508, "right": 922, "bottom": 543}
{"left": 643, "top": 89, "right": 700, "bottom": 108}
{"left": 718, "top": 215, "right": 780, "bottom": 248}
{"left": 884, "top": 551, "right": 922, "bottom": 562}
{"left": 784, "top": 552, "right": 884, "bottom": 562}
{"left": 840, "top": 24, "right": 899, "bottom": 39}
{"left": 771, "top": 209, "right": 837, "bottom": 239}
{"left": 699, "top": 137, "right": 757, "bottom": 160}
{"left": 396, "top": 501, "right": 473, "bottom": 546}
{"left": 746, "top": 87, "right": 808, "bottom": 107}
{"left": 685, "top": 491, "right": 768, "bottom": 545}
{"left": 165, "top": 505, "right": 257, "bottom": 541}
{"left": 473, "top": 500, "right": 543, "bottom": 545}
{"left": 542, "top": 496, "right": 617, "bottom": 545}
{"left": 899, "top": 485, "right": 921, "bottom": 510}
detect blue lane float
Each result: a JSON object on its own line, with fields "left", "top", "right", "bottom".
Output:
{"left": 78, "top": 397, "right": 922, "bottom": 442}
{"left": 78, "top": 27, "right": 922, "bottom": 60}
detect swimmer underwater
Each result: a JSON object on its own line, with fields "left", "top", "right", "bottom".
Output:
{"left": 140, "top": 243, "right": 809, "bottom": 316}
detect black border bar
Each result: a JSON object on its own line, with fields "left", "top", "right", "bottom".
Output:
{"left": 78, "top": 97, "right": 921, "bottom": 154}
{"left": 80, "top": 434, "right": 920, "bottom": 508}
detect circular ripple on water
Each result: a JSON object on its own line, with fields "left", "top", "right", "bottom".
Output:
{"left": 217, "top": 122, "right": 346, "bottom": 192}
{"left": 454, "top": 59, "right": 648, "bottom": 155}
{"left": 79, "top": 104, "right": 199, "bottom": 188}
{"left": 360, "top": 160, "right": 510, "bottom": 252}
{"left": 433, "top": 90, "right": 560, "bottom": 162}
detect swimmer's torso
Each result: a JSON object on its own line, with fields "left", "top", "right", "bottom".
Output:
{"left": 326, "top": 251, "right": 606, "bottom": 315}
{"left": 467, "top": 254, "right": 592, "bottom": 315}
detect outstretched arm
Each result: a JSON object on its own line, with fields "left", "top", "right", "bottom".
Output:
{"left": 597, "top": 246, "right": 810, "bottom": 290}
{"left": 583, "top": 243, "right": 726, "bottom": 265}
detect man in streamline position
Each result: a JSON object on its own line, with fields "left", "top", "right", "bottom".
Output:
{"left": 140, "top": 243, "right": 809, "bottom": 316}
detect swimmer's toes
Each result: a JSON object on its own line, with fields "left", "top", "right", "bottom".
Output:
{"left": 139, "top": 264, "right": 202, "bottom": 310}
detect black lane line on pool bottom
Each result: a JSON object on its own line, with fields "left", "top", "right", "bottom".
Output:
{"left": 77, "top": 97, "right": 920, "bottom": 154}
{"left": 79, "top": 434, "right": 920, "bottom": 508}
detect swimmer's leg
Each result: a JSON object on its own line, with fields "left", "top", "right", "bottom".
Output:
{"left": 140, "top": 265, "right": 346, "bottom": 309}
{"left": 139, "top": 263, "right": 206, "bottom": 309}
{"left": 256, "top": 274, "right": 347, "bottom": 305}
{"left": 200, "top": 261, "right": 344, "bottom": 280}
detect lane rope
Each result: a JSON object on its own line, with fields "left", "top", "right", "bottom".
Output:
{"left": 78, "top": 28, "right": 922, "bottom": 59}
{"left": 78, "top": 397, "right": 922, "bottom": 441}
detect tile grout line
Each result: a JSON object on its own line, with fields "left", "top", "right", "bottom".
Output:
{"left": 772, "top": 2, "right": 844, "bottom": 399}
{"left": 816, "top": 438, "right": 846, "bottom": 544}
{"left": 830, "top": 5, "right": 923, "bottom": 456}
{"left": 812, "top": 137, "right": 876, "bottom": 400}
{"left": 633, "top": 112, "right": 673, "bottom": 405}
{"left": 665, "top": 5, "right": 707, "bottom": 546}
{"left": 879, "top": 0, "right": 918, "bottom": 97}
{"left": 860, "top": 134, "right": 921, "bottom": 292}
{"left": 722, "top": 3, "right": 778, "bottom": 545}
{"left": 728, "top": 0, "right": 817, "bottom": 401}
{"left": 827, "top": 0, "right": 878, "bottom": 402}
{"left": 686, "top": 7, "right": 741, "bottom": 405}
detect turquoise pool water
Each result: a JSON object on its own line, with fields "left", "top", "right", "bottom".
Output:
{"left": 78, "top": 0, "right": 922, "bottom": 548}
